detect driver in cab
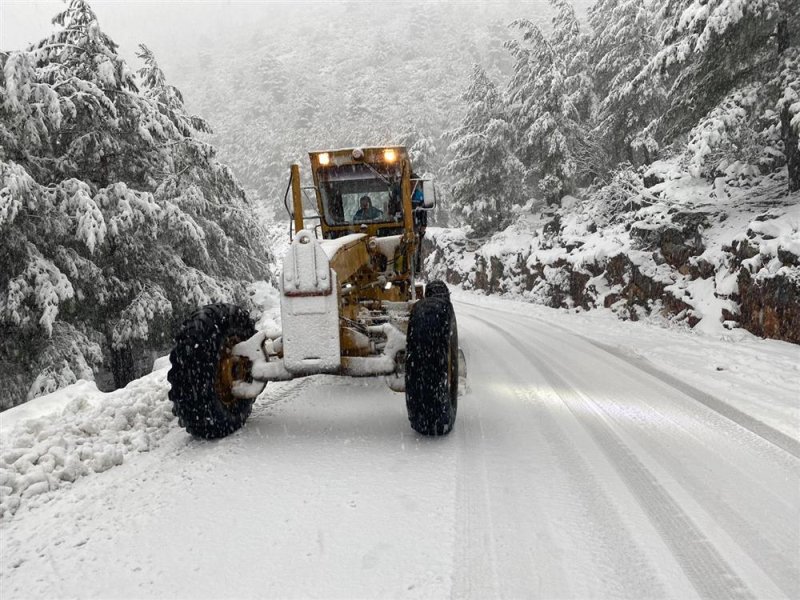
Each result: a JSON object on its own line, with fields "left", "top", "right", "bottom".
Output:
{"left": 353, "top": 195, "right": 383, "bottom": 222}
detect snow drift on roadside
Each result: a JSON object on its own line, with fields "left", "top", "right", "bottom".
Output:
{"left": 0, "top": 365, "right": 175, "bottom": 518}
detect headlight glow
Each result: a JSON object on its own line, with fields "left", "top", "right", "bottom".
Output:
{"left": 318, "top": 152, "right": 330, "bottom": 166}
{"left": 383, "top": 148, "right": 397, "bottom": 162}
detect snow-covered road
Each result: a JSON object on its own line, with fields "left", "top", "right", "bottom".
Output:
{"left": 2, "top": 296, "right": 799, "bottom": 599}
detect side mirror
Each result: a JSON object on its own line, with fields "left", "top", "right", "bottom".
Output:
{"left": 422, "top": 180, "right": 436, "bottom": 209}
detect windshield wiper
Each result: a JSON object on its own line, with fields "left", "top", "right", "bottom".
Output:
{"left": 361, "top": 161, "right": 393, "bottom": 187}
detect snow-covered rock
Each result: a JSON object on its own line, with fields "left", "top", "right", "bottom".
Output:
{"left": 424, "top": 162, "right": 800, "bottom": 343}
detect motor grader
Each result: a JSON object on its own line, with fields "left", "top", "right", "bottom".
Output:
{"left": 167, "top": 146, "right": 461, "bottom": 439}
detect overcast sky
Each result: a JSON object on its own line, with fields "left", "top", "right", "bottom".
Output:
{"left": 3, "top": 1, "right": 268, "bottom": 54}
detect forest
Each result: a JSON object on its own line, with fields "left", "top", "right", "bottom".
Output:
{"left": 1, "top": 0, "right": 798, "bottom": 408}
{"left": 171, "top": 0, "right": 798, "bottom": 231}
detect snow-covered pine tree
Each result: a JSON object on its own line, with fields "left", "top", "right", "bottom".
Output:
{"left": 403, "top": 132, "right": 447, "bottom": 224}
{"left": 589, "top": 0, "right": 665, "bottom": 168}
{"left": 0, "top": 0, "right": 272, "bottom": 408}
{"left": 407, "top": 135, "right": 437, "bottom": 176}
{"left": 136, "top": 43, "right": 212, "bottom": 138}
{"left": 445, "top": 65, "right": 525, "bottom": 237}
{"left": 776, "top": 17, "right": 800, "bottom": 191}
{"left": 506, "top": 0, "right": 594, "bottom": 203}
{"left": 649, "top": 0, "right": 799, "bottom": 189}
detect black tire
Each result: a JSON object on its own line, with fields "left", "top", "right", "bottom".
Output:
{"left": 425, "top": 279, "right": 450, "bottom": 301}
{"left": 405, "top": 297, "right": 458, "bottom": 435}
{"left": 168, "top": 303, "right": 257, "bottom": 439}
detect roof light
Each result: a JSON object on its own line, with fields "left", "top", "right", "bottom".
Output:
{"left": 318, "top": 152, "right": 330, "bottom": 166}
{"left": 352, "top": 148, "right": 364, "bottom": 160}
{"left": 383, "top": 148, "right": 397, "bottom": 162}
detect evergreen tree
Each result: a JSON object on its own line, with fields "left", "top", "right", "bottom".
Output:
{"left": 136, "top": 43, "right": 212, "bottom": 137}
{"left": 408, "top": 135, "right": 437, "bottom": 176}
{"left": 648, "top": 0, "right": 799, "bottom": 189}
{"left": 589, "top": 0, "right": 665, "bottom": 167}
{"left": 445, "top": 65, "right": 526, "bottom": 237}
{"left": 0, "top": 0, "right": 272, "bottom": 408}
{"left": 776, "top": 19, "right": 800, "bottom": 191}
{"left": 506, "top": 0, "right": 594, "bottom": 203}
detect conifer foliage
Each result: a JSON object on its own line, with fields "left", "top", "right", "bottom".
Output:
{"left": 0, "top": 0, "right": 272, "bottom": 408}
{"left": 589, "top": 0, "right": 665, "bottom": 166}
{"left": 506, "top": 0, "right": 593, "bottom": 203}
{"left": 443, "top": 0, "right": 798, "bottom": 232}
{"left": 650, "top": 0, "right": 799, "bottom": 188}
{"left": 445, "top": 66, "right": 525, "bottom": 237}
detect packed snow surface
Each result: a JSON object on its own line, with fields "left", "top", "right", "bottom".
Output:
{"left": 1, "top": 293, "right": 798, "bottom": 598}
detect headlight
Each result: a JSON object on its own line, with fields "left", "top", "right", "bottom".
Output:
{"left": 383, "top": 148, "right": 396, "bottom": 162}
{"left": 318, "top": 152, "right": 330, "bottom": 166}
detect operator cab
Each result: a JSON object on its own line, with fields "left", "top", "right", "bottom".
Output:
{"left": 318, "top": 162, "right": 404, "bottom": 234}
{"left": 308, "top": 147, "right": 417, "bottom": 240}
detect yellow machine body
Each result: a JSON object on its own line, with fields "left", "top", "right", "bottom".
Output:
{"left": 169, "top": 145, "right": 461, "bottom": 440}
{"left": 294, "top": 147, "right": 423, "bottom": 294}
{"left": 273, "top": 146, "right": 426, "bottom": 374}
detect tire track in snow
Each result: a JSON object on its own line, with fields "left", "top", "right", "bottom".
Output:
{"left": 469, "top": 304, "right": 800, "bottom": 599}
{"left": 466, "top": 311, "right": 757, "bottom": 600}
{"left": 460, "top": 311, "right": 677, "bottom": 598}
{"left": 507, "top": 382, "right": 668, "bottom": 599}
{"left": 456, "top": 298, "right": 800, "bottom": 459}
{"left": 451, "top": 317, "right": 556, "bottom": 598}
{"left": 456, "top": 313, "right": 669, "bottom": 598}
{"left": 584, "top": 338, "right": 800, "bottom": 458}
{"left": 451, "top": 404, "right": 502, "bottom": 599}
{"left": 250, "top": 376, "right": 315, "bottom": 418}
{"left": 520, "top": 336, "right": 800, "bottom": 599}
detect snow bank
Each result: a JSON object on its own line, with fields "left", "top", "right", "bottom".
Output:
{"left": 0, "top": 279, "right": 283, "bottom": 520}
{"left": 0, "top": 366, "right": 174, "bottom": 518}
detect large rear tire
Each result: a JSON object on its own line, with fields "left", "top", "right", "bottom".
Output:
{"left": 405, "top": 297, "right": 458, "bottom": 435}
{"left": 168, "top": 303, "right": 257, "bottom": 439}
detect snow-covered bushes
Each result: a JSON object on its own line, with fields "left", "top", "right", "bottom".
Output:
{"left": 651, "top": 0, "right": 799, "bottom": 188}
{"left": 0, "top": 1, "right": 273, "bottom": 408}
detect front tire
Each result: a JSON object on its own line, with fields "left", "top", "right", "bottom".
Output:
{"left": 168, "top": 303, "right": 257, "bottom": 439}
{"left": 405, "top": 297, "right": 458, "bottom": 435}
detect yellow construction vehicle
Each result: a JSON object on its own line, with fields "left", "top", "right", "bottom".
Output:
{"left": 167, "top": 146, "right": 461, "bottom": 439}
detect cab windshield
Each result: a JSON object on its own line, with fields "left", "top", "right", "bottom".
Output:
{"left": 318, "top": 164, "right": 403, "bottom": 227}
